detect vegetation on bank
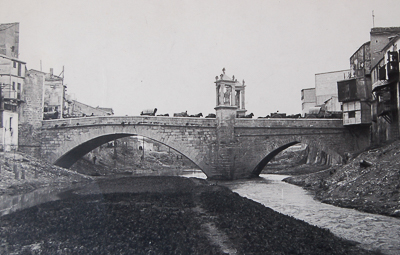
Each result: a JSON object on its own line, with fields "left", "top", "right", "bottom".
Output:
{"left": 0, "top": 176, "right": 380, "bottom": 254}
{"left": 284, "top": 140, "right": 400, "bottom": 218}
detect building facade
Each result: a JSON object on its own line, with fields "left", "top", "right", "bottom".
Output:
{"left": 301, "top": 88, "right": 316, "bottom": 116}
{"left": 0, "top": 23, "right": 24, "bottom": 151}
{"left": 315, "top": 70, "right": 350, "bottom": 112}
{"left": 338, "top": 42, "right": 372, "bottom": 125}
{"left": 18, "top": 70, "right": 45, "bottom": 156}
{"left": 43, "top": 68, "right": 64, "bottom": 120}
{"left": 371, "top": 35, "right": 400, "bottom": 143}
{"left": 0, "top": 23, "right": 19, "bottom": 59}
{"left": 64, "top": 98, "right": 114, "bottom": 118}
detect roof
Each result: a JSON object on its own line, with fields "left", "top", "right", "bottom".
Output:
{"left": 0, "top": 23, "right": 18, "bottom": 32}
{"left": 350, "top": 41, "right": 370, "bottom": 58}
{"left": 219, "top": 73, "right": 233, "bottom": 81}
{"left": 28, "top": 69, "right": 47, "bottom": 74}
{"left": 0, "top": 54, "right": 26, "bottom": 64}
{"left": 381, "top": 35, "right": 400, "bottom": 52}
{"left": 96, "top": 107, "right": 114, "bottom": 113}
{"left": 371, "top": 27, "right": 400, "bottom": 34}
{"left": 315, "top": 69, "right": 351, "bottom": 76}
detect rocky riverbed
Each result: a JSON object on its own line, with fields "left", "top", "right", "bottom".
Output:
{"left": 0, "top": 176, "right": 380, "bottom": 254}
{"left": 284, "top": 140, "right": 400, "bottom": 218}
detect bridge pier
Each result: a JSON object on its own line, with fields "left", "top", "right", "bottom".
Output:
{"left": 211, "top": 105, "right": 238, "bottom": 180}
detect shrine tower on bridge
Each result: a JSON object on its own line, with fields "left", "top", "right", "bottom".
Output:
{"left": 215, "top": 68, "right": 247, "bottom": 118}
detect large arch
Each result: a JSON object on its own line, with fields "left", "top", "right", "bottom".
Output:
{"left": 54, "top": 133, "right": 132, "bottom": 168}
{"left": 41, "top": 121, "right": 216, "bottom": 178}
{"left": 55, "top": 133, "right": 204, "bottom": 174}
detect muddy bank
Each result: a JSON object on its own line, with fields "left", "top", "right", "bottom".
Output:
{"left": 0, "top": 152, "right": 93, "bottom": 196}
{"left": 284, "top": 140, "right": 400, "bottom": 218}
{"left": 0, "top": 176, "right": 379, "bottom": 254}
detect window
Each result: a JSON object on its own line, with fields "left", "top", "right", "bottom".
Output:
{"left": 12, "top": 82, "right": 15, "bottom": 90}
{"left": 13, "top": 61, "right": 16, "bottom": 68}
{"left": 18, "top": 63, "right": 21, "bottom": 76}
{"left": 17, "top": 83, "right": 21, "bottom": 90}
{"left": 348, "top": 111, "right": 356, "bottom": 118}
{"left": 9, "top": 117, "right": 12, "bottom": 130}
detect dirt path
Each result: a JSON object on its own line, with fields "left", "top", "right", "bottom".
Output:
{"left": 190, "top": 179, "right": 238, "bottom": 254}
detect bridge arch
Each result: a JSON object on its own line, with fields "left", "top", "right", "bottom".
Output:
{"left": 251, "top": 141, "right": 300, "bottom": 177}
{"left": 41, "top": 117, "right": 217, "bottom": 178}
{"left": 55, "top": 133, "right": 204, "bottom": 174}
{"left": 246, "top": 134, "right": 346, "bottom": 178}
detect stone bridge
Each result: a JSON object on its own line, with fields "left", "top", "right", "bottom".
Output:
{"left": 40, "top": 110, "right": 370, "bottom": 180}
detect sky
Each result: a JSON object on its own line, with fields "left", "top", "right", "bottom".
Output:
{"left": 2, "top": 0, "right": 400, "bottom": 117}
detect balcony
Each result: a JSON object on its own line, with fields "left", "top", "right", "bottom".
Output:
{"left": 337, "top": 78, "right": 357, "bottom": 102}
{"left": 2, "top": 90, "right": 17, "bottom": 99}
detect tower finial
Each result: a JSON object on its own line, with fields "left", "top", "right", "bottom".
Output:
{"left": 372, "top": 10, "right": 375, "bottom": 28}
{"left": 222, "top": 68, "right": 225, "bottom": 74}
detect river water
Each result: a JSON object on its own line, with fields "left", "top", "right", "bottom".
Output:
{"left": 219, "top": 174, "right": 400, "bottom": 255}
{"left": 1, "top": 171, "right": 399, "bottom": 254}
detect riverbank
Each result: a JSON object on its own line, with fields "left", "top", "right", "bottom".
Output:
{"left": 0, "top": 176, "right": 380, "bottom": 254}
{"left": 284, "top": 140, "right": 400, "bottom": 218}
{"left": 0, "top": 152, "right": 93, "bottom": 196}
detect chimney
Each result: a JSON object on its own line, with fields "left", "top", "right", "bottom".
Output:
{"left": 50, "top": 68, "right": 53, "bottom": 76}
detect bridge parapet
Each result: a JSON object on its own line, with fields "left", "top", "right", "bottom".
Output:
{"left": 42, "top": 116, "right": 217, "bottom": 129}
{"left": 235, "top": 118, "right": 344, "bottom": 128}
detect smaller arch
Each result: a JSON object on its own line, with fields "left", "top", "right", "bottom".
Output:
{"left": 251, "top": 141, "right": 300, "bottom": 177}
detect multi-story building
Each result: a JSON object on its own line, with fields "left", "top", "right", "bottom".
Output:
{"left": 0, "top": 23, "right": 24, "bottom": 151}
{"left": 337, "top": 42, "right": 372, "bottom": 125}
{"left": 371, "top": 35, "right": 400, "bottom": 143}
{"left": 336, "top": 27, "right": 400, "bottom": 144}
{"left": 301, "top": 70, "right": 350, "bottom": 117}
{"left": 43, "top": 68, "right": 64, "bottom": 120}
{"left": 301, "top": 88, "right": 316, "bottom": 116}
{"left": 315, "top": 70, "right": 350, "bottom": 113}
{"left": 0, "top": 23, "right": 19, "bottom": 59}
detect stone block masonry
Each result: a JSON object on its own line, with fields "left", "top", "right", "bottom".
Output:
{"left": 39, "top": 115, "right": 370, "bottom": 180}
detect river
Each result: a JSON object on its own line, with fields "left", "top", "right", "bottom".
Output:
{"left": 220, "top": 174, "right": 400, "bottom": 255}
{"left": 1, "top": 171, "right": 399, "bottom": 254}
{"left": 180, "top": 171, "right": 400, "bottom": 254}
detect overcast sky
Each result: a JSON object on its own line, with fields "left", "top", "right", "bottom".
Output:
{"left": 2, "top": 0, "right": 400, "bottom": 117}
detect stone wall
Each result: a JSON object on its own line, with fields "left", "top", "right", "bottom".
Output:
{"left": 18, "top": 70, "right": 45, "bottom": 158}
{"left": 41, "top": 116, "right": 217, "bottom": 176}
{"left": 39, "top": 116, "right": 370, "bottom": 180}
